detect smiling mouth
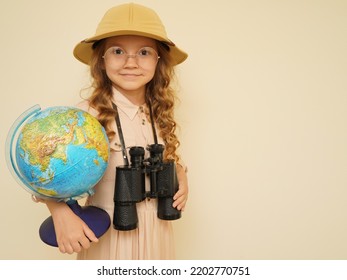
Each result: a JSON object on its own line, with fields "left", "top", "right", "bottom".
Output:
{"left": 121, "top": 73, "right": 141, "bottom": 77}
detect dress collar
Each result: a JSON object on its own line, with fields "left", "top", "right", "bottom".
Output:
{"left": 112, "top": 87, "right": 145, "bottom": 120}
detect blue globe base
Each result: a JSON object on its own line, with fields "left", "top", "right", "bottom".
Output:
{"left": 39, "top": 200, "right": 111, "bottom": 247}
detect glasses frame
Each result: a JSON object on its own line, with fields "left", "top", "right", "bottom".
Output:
{"left": 102, "top": 46, "right": 160, "bottom": 65}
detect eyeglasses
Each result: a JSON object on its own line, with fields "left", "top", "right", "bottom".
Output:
{"left": 102, "top": 46, "right": 160, "bottom": 65}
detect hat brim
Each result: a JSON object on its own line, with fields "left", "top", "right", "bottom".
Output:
{"left": 73, "top": 30, "right": 188, "bottom": 66}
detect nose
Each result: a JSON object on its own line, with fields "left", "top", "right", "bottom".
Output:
{"left": 123, "top": 54, "right": 138, "bottom": 67}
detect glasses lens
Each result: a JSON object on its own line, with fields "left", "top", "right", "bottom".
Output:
{"left": 136, "top": 47, "right": 158, "bottom": 63}
{"left": 103, "top": 46, "right": 125, "bottom": 63}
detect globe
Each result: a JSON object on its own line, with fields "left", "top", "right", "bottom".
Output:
{"left": 6, "top": 104, "right": 111, "bottom": 246}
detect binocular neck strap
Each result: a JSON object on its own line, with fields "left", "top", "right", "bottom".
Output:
{"left": 148, "top": 102, "right": 158, "bottom": 145}
{"left": 112, "top": 103, "right": 129, "bottom": 166}
{"left": 112, "top": 101, "right": 158, "bottom": 165}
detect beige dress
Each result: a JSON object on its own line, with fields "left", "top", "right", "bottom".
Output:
{"left": 76, "top": 89, "right": 176, "bottom": 259}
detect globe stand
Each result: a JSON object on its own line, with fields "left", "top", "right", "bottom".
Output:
{"left": 39, "top": 199, "right": 111, "bottom": 247}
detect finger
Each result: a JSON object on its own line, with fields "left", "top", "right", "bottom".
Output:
{"left": 83, "top": 224, "right": 99, "bottom": 243}
{"left": 175, "top": 202, "right": 185, "bottom": 211}
{"left": 71, "top": 241, "right": 82, "bottom": 253}
{"left": 58, "top": 242, "right": 66, "bottom": 254}
{"left": 63, "top": 242, "right": 75, "bottom": 255}
{"left": 173, "top": 189, "right": 184, "bottom": 200}
{"left": 177, "top": 199, "right": 187, "bottom": 211}
{"left": 78, "top": 237, "right": 92, "bottom": 250}
{"left": 172, "top": 196, "right": 182, "bottom": 208}
{"left": 173, "top": 195, "right": 187, "bottom": 209}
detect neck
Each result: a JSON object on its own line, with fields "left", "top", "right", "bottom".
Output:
{"left": 113, "top": 86, "right": 146, "bottom": 106}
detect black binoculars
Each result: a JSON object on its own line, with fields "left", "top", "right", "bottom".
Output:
{"left": 113, "top": 144, "right": 181, "bottom": 230}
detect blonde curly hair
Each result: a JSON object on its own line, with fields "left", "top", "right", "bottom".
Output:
{"left": 85, "top": 39, "right": 181, "bottom": 162}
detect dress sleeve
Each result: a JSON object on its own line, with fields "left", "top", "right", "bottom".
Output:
{"left": 177, "top": 157, "right": 188, "bottom": 173}
{"left": 75, "top": 100, "right": 99, "bottom": 118}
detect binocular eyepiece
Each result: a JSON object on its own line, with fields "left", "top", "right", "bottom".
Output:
{"left": 113, "top": 144, "right": 181, "bottom": 231}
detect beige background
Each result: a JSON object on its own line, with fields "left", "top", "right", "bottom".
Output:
{"left": 0, "top": 0, "right": 346, "bottom": 260}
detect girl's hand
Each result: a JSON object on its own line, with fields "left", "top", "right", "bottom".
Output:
{"left": 46, "top": 201, "right": 98, "bottom": 254}
{"left": 173, "top": 164, "right": 189, "bottom": 211}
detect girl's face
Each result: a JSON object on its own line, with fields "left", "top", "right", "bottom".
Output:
{"left": 102, "top": 35, "right": 159, "bottom": 100}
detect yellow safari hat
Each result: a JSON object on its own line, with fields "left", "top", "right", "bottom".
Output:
{"left": 73, "top": 3, "right": 188, "bottom": 65}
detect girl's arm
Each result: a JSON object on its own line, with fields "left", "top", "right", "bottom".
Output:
{"left": 45, "top": 200, "right": 98, "bottom": 254}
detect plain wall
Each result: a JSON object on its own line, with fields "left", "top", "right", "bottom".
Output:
{"left": 1, "top": 0, "right": 346, "bottom": 260}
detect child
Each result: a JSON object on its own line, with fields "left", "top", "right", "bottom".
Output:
{"left": 44, "top": 3, "right": 188, "bottom": 259}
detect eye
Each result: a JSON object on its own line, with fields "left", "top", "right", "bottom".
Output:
{"left": 111, "top": 47, "right": 125, "bottom": 55}
{"left": 138, "top": 47, "right": 153, "bottom": 57}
